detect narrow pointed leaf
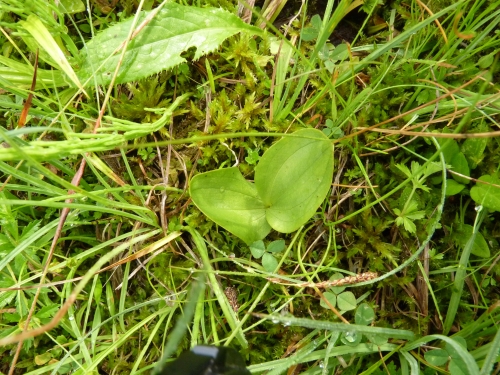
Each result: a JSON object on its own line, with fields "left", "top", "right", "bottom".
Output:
{"left": 255, "top": 129, "right": 333, "bottom": 233}
{"left": 190, "top": 168, "right": 271, "bottom": 245}
{"left": 20, "top": 15, "right": 86, "bottom": 94}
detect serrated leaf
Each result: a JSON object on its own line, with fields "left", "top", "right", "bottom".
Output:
{"left": 267, "top": 240, "right": 285, "bottom": 253}
{"left": 255, "top": 129, "right": 333, "bottom": 233}
{"left": 36, "top": 304, "right": 59, "bottom": 319}
{"left": 190, "top": 168, "right": 271, "bottom": 245}
{"left": 320, "top": 292, "right": 337, "bottom": 309}
{"left": 337, "top": 291, "right": 357, "bottom": 311}
{"left": 249, "top": 240, "right": 266, "bottom": 258}
{"left": 395, "top": 163, "right": 411, "bottom": 179}
{"left": 262, "top": 253, "right": 278, "bottom": 272}
{"left": 405, "top": 210, "right": 425, "bottom": 221}
{"left": 424, "top": 162, "right": 442, "bottom": 177}
{"left": 355, "top": 303, "right": 375, "bottom": 326}
{"left": 78, "top": 3, "right": 262, "bottom": 85}
{"left": 470, "top": 175, "right": 500, "bottom": 212}
{"left": 395, "top": 216, "right": 417, "bottom": 234}
{"left": 424, "top": 349, "right": 449, "bottom": 366}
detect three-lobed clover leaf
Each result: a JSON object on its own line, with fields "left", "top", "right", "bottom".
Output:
{"left": 249, "top": 240, "right": 285, "bottom": 273}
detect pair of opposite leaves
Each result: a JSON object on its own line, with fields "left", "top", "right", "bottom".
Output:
{"left": 189, "top": 129, "right": 334, "bottom": 244}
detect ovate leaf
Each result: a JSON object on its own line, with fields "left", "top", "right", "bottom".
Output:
{"left": 328, "top": 273, "right": 346, "bottom": 294}
{"left": 470, "top": 175, "right": 500, "bottom": 212}
{"left": 189, "top": 168, "right": 271, "bottom": 245}
{"left": 424, "top": 349, "right": 449, "bottom": 366}
{"left": 249, "top": 240, "right": 266, "bottom": 258}
{"left": 450, "top": 152, "right": 470, "bottom": 185}
{"left": 320, "top": 292, "right": 337, "bottom": 309}
{"left": 461, "top": 136, "right": 487, "bottom": 169}
{"left": 453, "top": 224, "right": 490, "bottom": 258}
{"left": 255, "top": 129, "right": 334, "bottom": 233}
{"left": 262, "top": 253, "right": 279, "bottom": 273}
{"left": 337, "top": 291, "right": 357, "bottom": 311}
{"left": 446, "top": 179, "right": 465, "bottom": 196}
{"left": 355, "top": 303, "right": 375, "bottom": 326}
{"left": 437, "top": 139, "right": 459, "bottom": 164}
{"left": 267, "top": 240, "right": 285, "bottom": 253}
{"left": 79, "top": 3, "right": 262, "bottom": 85}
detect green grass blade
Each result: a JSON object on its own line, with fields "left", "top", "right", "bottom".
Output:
{"left": 443, "top": 208, "right": 487, "bottom": 334}
{"left": 185, "top": 227, "right": 248, "bottom": 347}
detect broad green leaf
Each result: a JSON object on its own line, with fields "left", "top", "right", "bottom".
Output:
{"left": 450, "top": 152, "right": 470, "bottom": 185}
{"left": 453, "top": 224, "right": 490, "bottom": 258}
{"left": 471, "top": 175, "right": 500, "bottom": 212}
{"left": 446, "top": 179, "right": 465, "bottom": 196}
{"left": 79, "top": 3, "right": 262, "bottom": 85}
{"left": 249, "top": 240, "right": 266, "bottom": 258}
{"left": 355, "top": 303, "right": 375, "bottom": 326}
{"left": 337, "top": 291, "right": 357, "bottom": 311}
{"left": 189, "top": 168, "right": 271, "bottom": 245}
{"left": 267, "top": 240, "right": 285, "bottom": 253}
{"left": 262, "top": 253, "right": 279, "bottom": 273}
{"left": 424, "top": 349, "right": 449, "bottom": 366}
{"left": 320, "top": 292, "right": 337, "bottom": 309}
{"left": 255, "top": 129, "right": 334, "bottom": 233}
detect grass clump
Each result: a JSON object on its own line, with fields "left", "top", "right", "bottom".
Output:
{"left": 1, "top": 0, "right": 500, "bottom": 374}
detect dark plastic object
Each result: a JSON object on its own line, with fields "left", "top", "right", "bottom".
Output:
{"left": 157, "top": 345, "right": 251, "bottom": 375}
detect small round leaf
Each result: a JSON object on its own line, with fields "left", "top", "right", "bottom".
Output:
{"left": 262, "top": 253, "right": 279, "bottom": 273}
{"left": 267, "top": 240, "right": 285, "bottom": 253}
{"left": 249, "top": 240, "right": 266, "bottom": 259}
{"left": 336, "top": 292, "right": 357, "bottom": 311}
{"left": 320, "top": 292, "right": 337, "bottom": 309}
{"left": 424, "top": 349, "right": 449, "bottom": 366}
{"left": 354, "top": 303, "right": 375, "bottom": 326}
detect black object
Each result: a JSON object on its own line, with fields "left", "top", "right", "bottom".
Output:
{"left": 158, "top": 345, "right": 251, "bottom": 375}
